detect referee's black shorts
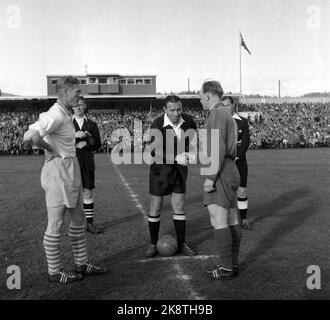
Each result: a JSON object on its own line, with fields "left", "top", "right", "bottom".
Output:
{"left": 76, "top": 152, "right": 95, "bottom": 190}
{"left": 79, "top": 163, "right": 95, "bottom": 190}
{"left": 149, "top": 164, "right": 187, "bottom": 196}
{"left": 235, "top": 159, "right": 248, "bottom": 188}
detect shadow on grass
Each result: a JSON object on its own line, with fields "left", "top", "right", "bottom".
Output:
{"left": 97, "top": 212, "right": 143, "bottom": 231}
{"left": 249, "top": 187, "right": 312, "bottom": 226}
{"left": 242, "top": 187, "right": 315, "bottom": 266}
{"left": 185, "top": 187, "right": 314, "bottom": 255}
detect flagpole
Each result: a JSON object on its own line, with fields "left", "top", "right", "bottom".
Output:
{"left": 239, "top": 30, "right": 242, "bottom": 94}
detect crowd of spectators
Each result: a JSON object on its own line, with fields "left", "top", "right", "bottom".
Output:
{"left": 0, "top": 112, "right": 39, "bottom": 155}
{"left": 1, "top": 101, "right": 330, "bottom": 156}
{"left": 241, "top": 102, "right": 330, "bottom": 149}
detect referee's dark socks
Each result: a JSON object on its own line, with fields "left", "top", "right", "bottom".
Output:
{"left": 237, "top": 197, "right": 248, "bottom": 220}
{"left": 84, "top": 200, "right": 94, "bottom": 225}
{"left": 148, "top": 215, "right": 160, "bottom": 245}
{"left": 229, "top": 225, "right": 242, "bottom": 266}
{"left": 173, "top": 213, "right": 186, "bottom": 247}
{"left": 214, "top": 228, "right": 233, "bottom": 271}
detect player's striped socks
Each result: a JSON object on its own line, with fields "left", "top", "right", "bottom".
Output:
{"left": 173, "top": 213, "right": 186, "bottom": 247}
{"left": 229, "top": 224, "right": 242, "bottom": 266}
{"left": 68, "top": 225, "right": 88, "bottom": 266}
{"left": 214, "top": 228, "right": 233, "bottom": 271}
{"left": 238, "top": 197, "right": 248, "bottom": 220}
{"left": 148, "top": 215, "right": 160, "bottom": 245}
{"left": 43, "top": 233, "right": 62, "bottom": 275}
{"left": 84, "top": 199, "right": 94, "bottom": 224}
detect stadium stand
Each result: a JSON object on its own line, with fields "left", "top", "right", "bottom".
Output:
{"left": 1, "top": 102, "right": 330, "bottom": 155}
{"left": 242, "top": 102, "right": 330, "bottom": 149}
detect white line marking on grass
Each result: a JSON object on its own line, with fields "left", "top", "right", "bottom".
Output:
{"left": 107, "top": 154, "right": 204, "bottom": 300}
{"left": 107, "top": 154, "right": 148, "bottom": 224}
{"left": 173, "top": 263, "right": 206, "bottom": 300}
{"left": 138, "top": 255, "right": 218, "bottom": 263}
{"left": 177, "top": 274, "right": 191, "bottom": 281}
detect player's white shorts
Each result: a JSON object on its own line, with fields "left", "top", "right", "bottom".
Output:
{"left": 41, "top": 157, "right": 83, "bottom": 208}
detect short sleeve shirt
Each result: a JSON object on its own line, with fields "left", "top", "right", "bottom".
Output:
{"left": 29, "top": 101, "right": 76, "bottom": 158}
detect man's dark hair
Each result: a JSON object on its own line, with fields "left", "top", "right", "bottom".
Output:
{"left": 202, "top": 80, "right": 224, "bottom": 99}
{"left": 164, "top": 95, "right": 182, "bottom": 108}
{"left": 78, "top": 96, "right": 88, "bottom": 113}
{"left": 78, "top": 96, "right": 87, "bottom": 105}
{"left": 221, "top": 95, "right": 236, "bottom": 105}
{"left": 56, "top": 76, "right": 80, "bottom": 93}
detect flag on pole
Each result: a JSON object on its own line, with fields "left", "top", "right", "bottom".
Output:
{"left": 240, "top": 32, "right": 251, "bottom": 55}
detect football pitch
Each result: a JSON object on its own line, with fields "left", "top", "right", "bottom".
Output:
{"left": 1, "top": 148, "right": 330, "bottom": 300}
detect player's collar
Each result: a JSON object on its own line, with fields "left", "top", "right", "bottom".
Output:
{"left": 210, "top": 102, "right": 222, "bottom": 111}
{"left": 56, "top": 100, "right": 72, "bottom": 117}
{"left": 233, "top": 113, "right": 242, "bottom": 120}
{"left": 163, "top": 113, "right": 185, "bottom": 128}
{"left": 72, "top": 115, "right": 88, "bottom": 122}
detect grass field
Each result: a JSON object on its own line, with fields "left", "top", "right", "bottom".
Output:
{"left": 1, "top": 148, "right": 330, "bottom": 300}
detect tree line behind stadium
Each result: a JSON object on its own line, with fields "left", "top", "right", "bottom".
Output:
{"left": 1, "top": 101, "right": 330, "bottom": 155}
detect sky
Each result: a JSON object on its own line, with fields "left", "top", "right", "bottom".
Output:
{"left": 1, "top": 0, "right": 330, "bottom": 96}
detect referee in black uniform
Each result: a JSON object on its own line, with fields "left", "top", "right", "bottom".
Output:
{"left": 73, "top": 97, "right": 102, "bottom": 234}
{"left": 145, "top": 95, "right": 197, "bottom": 257}
{"left": 222, "top": 96, "right": 252, "bottom": 231}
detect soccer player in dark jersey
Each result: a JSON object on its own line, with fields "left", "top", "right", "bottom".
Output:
{"left": 73, "top": 97, "right": 102, "bottom": 234}
{"left": 200, "top": 80, "right": 241, "bottom": 280}
{"left": 145, "top": 95, "right": 197, "bottom": 258}
{"left": 222, "top": 96, "right": 252, "bottom": 231}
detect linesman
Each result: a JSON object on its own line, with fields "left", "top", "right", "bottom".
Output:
{"left": 222, "top": 96, "right": 252, "bottom": 231}
{"left": 73, "top": 97, "right": 102, "bottom": 234}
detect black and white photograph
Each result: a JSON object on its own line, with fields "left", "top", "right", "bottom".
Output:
{"left": 0, "top": 0, "right": 329, "bottom": 306}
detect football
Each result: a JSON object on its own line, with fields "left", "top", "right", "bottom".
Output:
{"left": 156, "top": 234, "right": 178, "bottom": 257}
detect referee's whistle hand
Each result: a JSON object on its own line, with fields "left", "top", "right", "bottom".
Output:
{"left": 204, "top": 179, "right": 215, "bottom": 193}
{"left": 76, "top": 141, "right": 87, "bottom": 149}
{"left": 75, "top": 131, "right": 86, "bottom": 139}
{"left": 175, "top": 153, "right": 188, "bottom": 166}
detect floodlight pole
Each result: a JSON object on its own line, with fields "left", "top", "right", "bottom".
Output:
{"left": 239, "top": 30, "right": 242, "bottom": 94}
{"left": 279, "top": 80, "right": 281, "bottom": 98}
